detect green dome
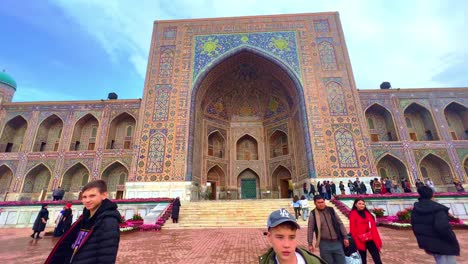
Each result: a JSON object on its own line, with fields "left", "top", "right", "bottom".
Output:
{"left": 0, "top": 71, "right": 17, "bottom": 90}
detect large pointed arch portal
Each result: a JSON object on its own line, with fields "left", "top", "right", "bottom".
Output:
{"left": 187, "top": 47, "right": 315, "bottom": 184}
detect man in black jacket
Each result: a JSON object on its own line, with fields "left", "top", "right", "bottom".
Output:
{"left": 45, "top": 180, "right": 121, "bottom": 264}
{"left": 411, "top": 186, "right": 460, "bottom": 264}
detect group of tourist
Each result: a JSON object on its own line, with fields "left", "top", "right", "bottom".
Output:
{"left": 265, "top": 186, "right": 460, "bottom": 264}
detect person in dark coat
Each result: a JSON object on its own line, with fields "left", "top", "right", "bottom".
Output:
{"left": 172, "top": 197, "right": 181, "bottom": 223}
{"left": 359, "top": 182, "right": 367, "bottom": 194}
{"left": 45, "top": 180, "right": 121, "bottom": 264}
{"left": 31, "top": 204, "right": 49, "bottom": 239}
{"left": 53, "top": 203, "right": 73, "bottom": 237}
{"left": 411, "top": 186, "right": 460, "bottom": 263}
{"left": 309, "top": 181, "right": 316, "bottom": 198}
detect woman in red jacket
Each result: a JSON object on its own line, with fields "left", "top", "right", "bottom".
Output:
{"left": 349, "top": 199, "right": 383, "bottom": 264}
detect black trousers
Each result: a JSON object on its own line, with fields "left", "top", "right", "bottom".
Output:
{"left": 293, "top": 207, "right": 301, "bottom": 219}
{"left": 359, "top": 240, "right": 382, "bottom": 264}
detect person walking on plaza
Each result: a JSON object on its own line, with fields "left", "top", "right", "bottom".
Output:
{"left": 259, "top": 208, "right": 326, "bottom": 264}
{"left": 339, "top": 181, "right": 345, "bottom": 195}
{"left": 411, "top": 186, "right": 460, "bottom": 264}
{"left": 380, "top": 178, "right": 387, "bottom": 194}
{"left": 330, "top": 181, "right": 337, "bottom": 197}
{"left": 171, "top": 197, "right": 181, "bottom": 223}
{"left": 303, "top": 182, "right": 309, "bottom": 199}
{"left": 291, "top": 195, "right": 301, "bottom": 220}
{"left": 45, "top": 180, "right": 121, "bottom": 264}
{"left": 309, "top": 180, "right": 316, "bottom": 198}
{"left": 300, "top": 195, "right": 310, "bottom": 221}
{"left": 384, "top": 178, "right": 392, "bottom": 194}
{"left": 348, "top": 180, "right": 355, "bottom": 194}
{"left": 31, "top": 204, "right": 49, "bottom": 239}
{"left": 349, "top": 199, "right": 383, "bottom": 264}
{"left": 360, "top": 181, "right": 367, "bottom": 194}
{"left": 404, "top": 179, "right": 412, "bottom": 193}
{"left": 308, "top": 195, "right": 349, "bottom": 264}
{"left": 53, "top": 203, "right": 73, "bottom": 237}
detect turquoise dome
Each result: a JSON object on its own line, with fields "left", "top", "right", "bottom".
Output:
{"left": 0, "top": 71, "right": 17, "bottom": 90}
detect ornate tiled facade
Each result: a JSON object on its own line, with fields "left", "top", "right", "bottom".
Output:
{"left": 0, "top": 13, "right": 467, "bottom": 201}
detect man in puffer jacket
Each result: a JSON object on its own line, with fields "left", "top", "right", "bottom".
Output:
{"left": 45, "top": 180, "right": 121, "bottom": 264}
{"left": 411, "top": 186, "right": 460, "bottom": 264}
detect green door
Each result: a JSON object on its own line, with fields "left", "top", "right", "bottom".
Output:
{"left": 241, "top": 179, "right": 257, "bottom": 199}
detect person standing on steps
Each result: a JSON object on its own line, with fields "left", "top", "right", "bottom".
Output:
{"left": 308, "top": 195, "right": 349, "bottom": 264}
{"left": 31, "top": 204, "right": 49, "bottom": 239}
{"left": 172, "top": 197, "right": 181, "bottom": 223}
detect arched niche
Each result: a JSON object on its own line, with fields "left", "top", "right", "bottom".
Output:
{"left": 101, "top": 162, "right": 128, "bottom": 192}
{"left": 0, "top": 115, "right": 27, "bottom": 152}
{"left": 62, "top": 163, "right": 89, "bottom": 192}
{"left": 420, "top": 154, "right": 453, "bottom": 185}
{"left": 404, "top": 103, "right": 439, "bottom": 141}
{"left": 207, "top": 131, "right": 225, "bottom": 158}
{"left": 270, "top": 130, "right": 288, "bottom": 158}
{"left": 107, "top": 112, "right": 136, "bottom": 149}
{"left": 444, "top": 102, "right": 467, "bottom": 140}
{"left": 271, "top": 165, "right": 291, "bottom": 198}
{"left": 236, "top": 135, "right": 258, "bottom": 160}
{"left": 70, "top": 114, "right": 99, "bottom": 151}
{"left": 0, "top": 165, "right": 13, "bottom": 194}
{"left": 206, "top": 165, "right": 225, "bottom": 200}
{"left": 365, "top": 104, "right": 398, "bottom": 142}
{"left": 22, "top": 164, "right": 51, "bottom": 193}
{"left": 33, "top": 114, "right": 63, "bottom": 152}
{"left": 376, "top": 155, "right": 408, "bottom": 182}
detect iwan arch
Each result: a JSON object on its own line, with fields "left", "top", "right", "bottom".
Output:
{"left": 0, "top": 13, "right": 467, "bottom": 201}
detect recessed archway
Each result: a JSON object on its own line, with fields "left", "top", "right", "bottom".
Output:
{"left": 236, "top": 135, "right": 258, "bottom": 161}
{"left": 106, "top": 112, "right": 136, "bottom": 149}
{"left": 376, "top": 154, "right": 409, "bottom": 182}
{"left": 207, "top": 131, "right": 225, "bottom": 158}
{"left": 270, "top": 130, "right": 289, "bottom": 158}
{"left": 237, "top": 168, "right": 259, "bottom": 199}
{"left": 101, "top": 162, "right": 128, "bottom": 193}
{"left": 444, "top": 102, "right": 467, "bottom": 140}
{"left": 419, "top": 154, "right": 453, "bottom": 185}
{"left": 0, "top": 165, "right": 13, "bottom": 194}
{"left": 207, "top": 165, "right": 225, "bottom": 200}
{"left": 22, "top": 164, "right": 51, "bottom": 193}
{"left": 187, "top": 48, "right": 314, "bottom": 185}
{"left": 61, "top": 163, "right": 89, "bottom": 192}
{"left": 33, "top": 114, "right": 63, "bottom": 152}
{"left": 0, "top": 115, "right": 27, "bottom": 152}
{"left": 70, "top": 114, "right": 99, "bottom": 151}
{"left": 365, "top": 104, "right": 398, "bottom": 141}
{"left": 404, "top": 103, "right": 439, "bottom": 141}
{"left": 271, "top": 165, "right": 292, "bottom": 198}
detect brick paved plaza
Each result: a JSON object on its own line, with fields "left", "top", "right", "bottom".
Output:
{"left": 0, "top": 227, "right": 466, "bottom": 264}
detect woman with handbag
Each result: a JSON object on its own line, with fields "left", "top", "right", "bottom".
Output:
{"left": 349, "top": 199, "right": 382, "bottom": 264}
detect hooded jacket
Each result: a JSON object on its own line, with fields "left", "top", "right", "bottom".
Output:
{"left": 45, "top": 199, "right": 121, "bottom": 264}
{"left": 258, "top": 247, "right": 326, "bottom": 264}
{"left": 411, "top": 199, "right": 460, "bottom": 256}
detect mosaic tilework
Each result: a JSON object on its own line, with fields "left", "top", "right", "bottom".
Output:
{"left": 146, "top": 129, "right": 167, "bottom": 173}
{"left": 314, "top": 19, "right": 330, "bottom": 32}
{"left": 317, "top": 38, "right": 338, "bottom": 71}
{"left": 158, "top": 46, "right": 175, "bottom": 84}
{"left": 335, "top": 128, "right": 359, "bottom": 168}
{"left": 153, "top": 85, "right": 172, "bottom": 121}
{"left": 193, "top": 31, "right": 301, "bottom": 82}
{"left": 163, "top": 27, "right": 177, "bottom": 39}
{"left": 326, "top": 81, "right": 347, "bottom": 115}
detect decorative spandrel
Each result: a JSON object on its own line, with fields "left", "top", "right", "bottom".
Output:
{"left": 193, "top": 31, "right": 301, "bottom": 82}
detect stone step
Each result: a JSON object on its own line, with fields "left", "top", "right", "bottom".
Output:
{"left": 163, "top": 199, "right": 349, "bottom": 229}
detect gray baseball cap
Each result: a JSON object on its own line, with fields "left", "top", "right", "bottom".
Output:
{"left": 267, "top": 208, "right": 300, "bottom": 229}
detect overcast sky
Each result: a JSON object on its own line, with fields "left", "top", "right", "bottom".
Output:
{"left": 0, "top": 0, "right": 467, "bottom": 102}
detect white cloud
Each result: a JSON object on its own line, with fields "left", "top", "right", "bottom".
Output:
{"left": 50, "top": 0, "right": 468, "bottom": 88}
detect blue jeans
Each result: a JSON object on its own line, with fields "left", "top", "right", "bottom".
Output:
{"left": 301, "top": 208, "right": 309, "bottom": 221}
{"left": 319, "top": 240, "right": 346, "bottom": 264}
{"left": 434, "top": 254, "right": 457, "bottom": 264}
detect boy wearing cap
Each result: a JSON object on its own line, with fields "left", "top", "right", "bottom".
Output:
{"left": 259, "top": 208, "right": 326, "bottom": 264}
